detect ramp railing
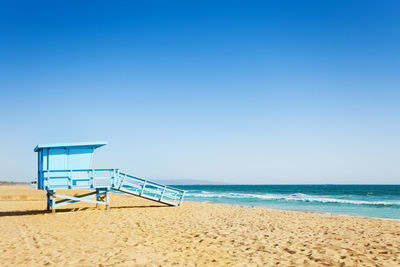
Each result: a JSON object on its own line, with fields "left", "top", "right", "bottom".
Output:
{"left": 115, "top": 172, "right": 185, "bottom": 206}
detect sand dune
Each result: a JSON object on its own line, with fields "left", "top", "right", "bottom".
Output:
{"left": 0, "top": 186, "right": 399, "bottom": 266}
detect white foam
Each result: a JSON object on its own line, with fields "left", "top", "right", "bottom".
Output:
{"left": 185, "top": 191, "right": 400, "bottom": 206}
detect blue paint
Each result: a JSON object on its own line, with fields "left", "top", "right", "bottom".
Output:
{"left": 35, "top": 142, "right": 107, "bottom": 190}
{"left": 34, "top": 142, "right": 184, "bottom": 212}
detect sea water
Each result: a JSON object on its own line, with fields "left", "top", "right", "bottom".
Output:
{"left": 173, "top": 185, "right": 400, "bottom": 220}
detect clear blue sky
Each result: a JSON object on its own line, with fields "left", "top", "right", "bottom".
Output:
{"left": 1, "top": 0, "right": 399, "bottom": 183}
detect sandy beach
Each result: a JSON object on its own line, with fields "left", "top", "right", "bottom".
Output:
{"left": 0, "top": 186, "right": 399, "bottom": 266}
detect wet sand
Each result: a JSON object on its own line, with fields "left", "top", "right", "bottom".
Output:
{"left": 0, "top": 186, "right": 399, "bottom": 266}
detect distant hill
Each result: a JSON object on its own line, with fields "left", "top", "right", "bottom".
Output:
{"left": 153, "top": 179, "right": 227, "bottom": 185}
{"left": 0, "top": 181, "right": 29, "bottom": 186}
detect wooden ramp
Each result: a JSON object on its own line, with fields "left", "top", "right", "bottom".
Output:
{"left": 112, "top": 172, "right": 185, "bottom": 206}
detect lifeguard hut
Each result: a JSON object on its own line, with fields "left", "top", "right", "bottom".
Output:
{"left": 34, "top": 142, "right": 185, "bottom": 213}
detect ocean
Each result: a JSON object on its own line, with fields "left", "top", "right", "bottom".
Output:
{"left": 173, "top": 184, "right": 400, "bottom": 220}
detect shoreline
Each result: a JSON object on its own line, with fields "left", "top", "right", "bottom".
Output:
{"left": 188, "top": 200, "right": 400, "bottom": 222}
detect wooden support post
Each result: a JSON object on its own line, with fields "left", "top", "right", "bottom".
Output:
{"left": 94, "top": 189, "right": 109, "bottom": 210}
{"left": 179, "top": 192, "right": 185, "bottom": 206}
{"left": 160, "top": 186, "right": 166, "bottom": 201}
{"left": 106, "top": 190, "right": 110, "bottom": 210}
{"left": 46, "top": 192, "right": 51, "bottom": 211}
{"left": 51, "top": 193, "right": 56, "bottom": 213}
{"left": 140, "top": 181, "right": 147, "bottom": 196}
{"left": 96, "top": 189, "right": 100, "bottom": 209}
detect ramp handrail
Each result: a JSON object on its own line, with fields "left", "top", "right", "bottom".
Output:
{"left": 118, "top": 172, "right": 185, "bottom": 193}
{"left": 116, "top": 172, "right": 185, "bottom": 206}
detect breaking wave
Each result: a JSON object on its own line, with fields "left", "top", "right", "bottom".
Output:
{"left": 185, "top": 191, "right": 400, "bottom": 207}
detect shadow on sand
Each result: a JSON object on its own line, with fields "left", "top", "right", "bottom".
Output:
{"left": 0, "top": 204, "right": 170, "bottom": 217}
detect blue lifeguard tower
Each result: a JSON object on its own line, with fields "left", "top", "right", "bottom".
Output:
{"left": 34, "top": 142, "right": 185, "bottom": 212}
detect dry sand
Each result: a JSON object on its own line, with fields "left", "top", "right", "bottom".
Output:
{"left": 0, "top": 186, "right": 399, "bottom": 266}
